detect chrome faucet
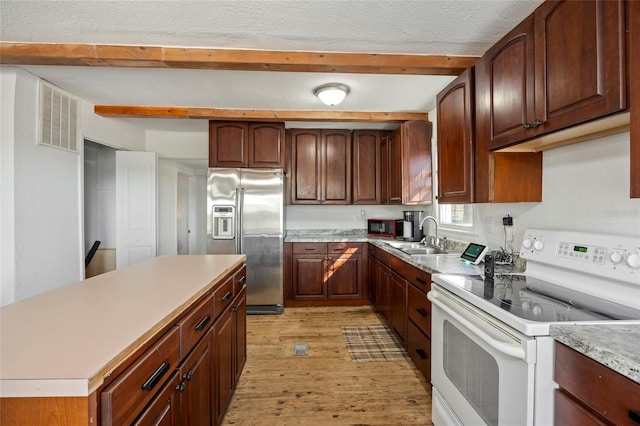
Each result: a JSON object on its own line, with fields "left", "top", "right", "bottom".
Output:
{"left": 418, "top": 215, "right": 438, "bottom": 247}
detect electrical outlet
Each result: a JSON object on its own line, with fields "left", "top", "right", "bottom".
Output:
{"left": 360, "top": 209, "right": 366, "bottom": 219}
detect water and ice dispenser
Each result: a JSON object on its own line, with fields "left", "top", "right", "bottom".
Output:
{"left": 212, "top": 206, "right": 235, "bottom": 239}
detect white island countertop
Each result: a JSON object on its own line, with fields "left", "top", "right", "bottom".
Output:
{"left": 0, "top": 254, "right": 245, "bottom": 398}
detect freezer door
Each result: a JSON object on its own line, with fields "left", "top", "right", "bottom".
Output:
{"left": 240, "top": 169, "right": 284, "bottom": 310}
{"left": 207, "top": 168, "right": 240, "bottom": 254}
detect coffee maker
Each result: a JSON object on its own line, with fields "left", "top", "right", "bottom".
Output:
{"left": 402, "top": 210, "right": 424, "bottom": 242}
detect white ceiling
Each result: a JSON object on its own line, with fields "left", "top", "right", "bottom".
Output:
{"left": 0, "top": 0, "right": 542, "bottom": 131}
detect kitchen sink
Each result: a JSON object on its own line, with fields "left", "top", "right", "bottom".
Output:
{"left": 402, "top": 247, "right": 447, "bottom": 255}
{"left": 384, "top": 241, "right": 447, "bottom": 255}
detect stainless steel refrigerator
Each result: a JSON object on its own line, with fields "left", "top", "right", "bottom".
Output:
{"left": 207, "top": 168, "right": 284, "bottom": 314}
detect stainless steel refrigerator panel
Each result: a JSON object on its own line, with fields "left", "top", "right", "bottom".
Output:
{"left": 243, "top": 235, "right": 283, "bottom": 308}
{"left": 207, "top": 168, "right": 240, "bottom": 254}
{"left": 239, "top": 169, "right": 284, "bottom": 237}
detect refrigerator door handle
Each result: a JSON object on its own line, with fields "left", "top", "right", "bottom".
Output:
{"left": 234, "top": 187, "right": 240, "bottom": 254}
{"left": 238, "top": 187, "right": 245, "bottom": 254}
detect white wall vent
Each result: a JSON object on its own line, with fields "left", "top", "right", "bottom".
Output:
{"left": 38, "top": 80, "right": 80, "bottom": 153}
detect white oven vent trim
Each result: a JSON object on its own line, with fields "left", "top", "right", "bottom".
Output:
{"left": 38, "top": 80, "right": 80, "bottom": 154}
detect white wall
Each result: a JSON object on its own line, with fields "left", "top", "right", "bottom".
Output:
{"left": 285, "top": 205, "right": 409, "bottom": 230}
{"left": 0, "top": 67, "right": 149, "bottom": 304}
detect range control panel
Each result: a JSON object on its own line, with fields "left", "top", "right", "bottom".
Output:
{"left": 520, "top": 229, "right": 640, "bottom": 281}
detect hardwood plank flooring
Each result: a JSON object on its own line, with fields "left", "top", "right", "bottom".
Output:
{"left": 222, "top": 306, "right": 432, "bottom": 425}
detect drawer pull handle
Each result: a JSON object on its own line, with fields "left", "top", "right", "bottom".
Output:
{"left": 222, "top": 290, "right": 232, "bottom": 302}
{"left": 416, "top": 277, "right": 427, "bottom": 285}
{"left": 629, "top": 410, "right": 640, "bottom": 424}
{"left": 304, "top": 248, "right": 316, "bottom": 251}
{"left": 415, "top": 349, "right": 428, "bottom": 360}
{"left": 194, "top": 315, "right": 211, "bottom": 331}
{"left": 390, "top": 197, "right": 401, "bottom": 201}
{"left": 333, "top": 248, "right": 345, "bottom": 251}
{"left": 175, "top": 382, "right": 186, "bottom": 393}
{"left": 141, "top": 362, "right": 170, "bottom": 391}
{"left": 416, "top": 308, "right": 429, "bottom": 317}
{"left": 239, "top": 276, "right": 246, "bottom": 284}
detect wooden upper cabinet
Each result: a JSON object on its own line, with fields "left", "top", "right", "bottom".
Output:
{"left": 289, "top": 129, "right": 351, "bottom": 204}
{"left": 209, "top": 121, "right": 248, "bottom": 167}
{"left": 482, "top": 0, "right": 627, "bottom": 151}
{"left": 533, "top": 0, "right": 626, "bottom": 135}
{"left": 391, "top": 120, "right": 433, "bottom": 205}
{"left": 480, "top": 15, "right": 536, "bottom": 150}
{"left": 352, "top": 130, "right": 382, "bottom": 204}
{"left": 209, "top": 121, "right": 285, "bottom": 168}
{"left": 436, "top": 67, "right": 474, "bottom": 203}
{"left": 380, "top": 132, "right": 390, "bottom": 204}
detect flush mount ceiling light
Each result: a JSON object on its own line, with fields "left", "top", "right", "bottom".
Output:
{"left": 314, "top": 83, "right": 350, "bottom": 106}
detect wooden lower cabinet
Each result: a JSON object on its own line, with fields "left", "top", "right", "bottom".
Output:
{"left": 133, "top": 370, "right": 183, "bottom": 426}
{"left": 554, "top": 341, "right": 640, "bottom": 426}
{"left": 390, "top": 271, "right": 407, "bottom": 343}
{"left": 233, "top": 289, "right": 247, "bottom": 386}
{"left": 287, "top": 242, "right": 367, "bottom": 306}
{"left": 180, "top": 329, "right": 213, "bottom": 426}
{"left": 406, "top": 320, "right": 431, "bottom": 383}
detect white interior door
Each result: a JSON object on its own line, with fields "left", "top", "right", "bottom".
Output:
{"left": 116, "top": 151, "right": 157, "bottom": 268}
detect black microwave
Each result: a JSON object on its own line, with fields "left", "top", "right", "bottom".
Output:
{"left": 367, "top": 218, "right": 403, "bottom": 237}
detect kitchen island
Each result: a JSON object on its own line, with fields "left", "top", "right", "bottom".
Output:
{"left": 0, "top": 254, "right": 246, "bottom": 425}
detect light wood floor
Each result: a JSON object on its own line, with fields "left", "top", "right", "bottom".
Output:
{"left": 222, "top": 306, "right": 432, "bottom": 425}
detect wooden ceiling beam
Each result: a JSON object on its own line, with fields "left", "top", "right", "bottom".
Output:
{"left": 1, "top": 43, "right": 477, "bottom": 75}
{"left": 94, "top": 105, "right": 428, "bottom": 122}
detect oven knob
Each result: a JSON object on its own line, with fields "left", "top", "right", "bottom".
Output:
{"left": 626, "top": 252, "right": 640, "bottom": 269}
{"left": 609, "top": 252, "right": 623, "bottom": 265}
{"left": 522, "top": 239, "right": 533, "bottom": 249}
{"left": 533, "top": 240, "right": 544, "bottom": 251}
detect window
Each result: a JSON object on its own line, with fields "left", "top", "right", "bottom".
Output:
{"left": 439, "top": 204, "right": 473, "bottom": 229}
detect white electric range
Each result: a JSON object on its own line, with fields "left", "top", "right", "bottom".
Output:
{"left": 428, "top": 228, "right": 640, "bottom": 426}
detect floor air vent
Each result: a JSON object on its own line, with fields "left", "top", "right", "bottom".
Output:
{"left": 38, "top": 80, "right": 79, "bottom": 153}
{"left": 292, "top": 343, "right": 308, "bottom": 356}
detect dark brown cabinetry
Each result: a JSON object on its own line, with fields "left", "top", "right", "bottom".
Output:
{"left": 631, "top": 0, "right": 640, "bottom": 198}
{"left": 100, "top": 263, "right": 246, "bottom": 426}
{"left": 380, "top": 132, "right": 391, "bottom": 204}
{"left": 385, "top": 120, "right": 433, "bottom": 205}
{"left": 468, "top": 58, "right": 543, "bottom": 203}
{"left": 436, "top": 68, "right": 475, "bottom": 203}
{"left": 478, "top": 0, "right": 626, "bottom": 152}
{"left": 554, "top": 341, "right": 640, "bottom": 426}
{"left": 352, "top": 130, "right": 382, "bottom": 204}
{"left": 209, "top": 121, "right": 285, "bottom": 168}
{"left": 389, "top": 271, "right": 407, "bottom": 342}
{"left": 289, "top": 129, "right": 352, "bottom": 204}
{"left": 286, "top": 242, "right": 367, "bottom": 306}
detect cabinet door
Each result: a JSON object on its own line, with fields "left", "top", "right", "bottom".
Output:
{"left": 368, "top": 256, "right": 379, "bottom": 305}
{"left": 437, "top": 68, "right": 474, "bottom": 203}
{"left": 352, "top": 130, "right": 381, "bottom": 204}
{"left": 533, "top": 0, "right": 626, "bottom": 135}
{"left": 249, "top": 122, "right": 285, "bottom": 168}
{"left": 180, "top": 329, "right": 213, "bottom": 426}
{"left": 401, "top": 120, "right": 432, "bottom": 205}
{"left": 209, "top": 122, "right": 249, "bottom": 167}
{"left": 327, "top": 255, "right": 361, "bottom": 299}
{"left": 322, "top": 129, "right": 352, "bottom": 204}
{"left": 133, "top": 371, "right": 182, "bottom": 426}
{"left": 387, "top": 129, "right": 403, "bottom": 204}
{"left": 290, "top": 129, "right": 322, "bottom": 204}
{"left": 378, "top": 265, "right": 392, "bottom": 322}
{"left": 479, "top": 15, "right": 536, "bottom": 150}
{"left": 292, "top": 255, "right": 327, "bottom": 300}
{"left": 390, "top": 272, "right": 407, "bottom": 343}
{"left": 214, "top": 308, "right": 234, "bottom": 426}
{"left": 233, "top": 288, "right": 247, "bottom": 386}
{"left": 380, "top": 132, "right": 390, "bottom": 204}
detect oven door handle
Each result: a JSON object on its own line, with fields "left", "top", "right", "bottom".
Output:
{"left": 428, "top": 291, "right": 527, "bottom": 361}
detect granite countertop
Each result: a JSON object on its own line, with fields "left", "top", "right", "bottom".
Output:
{"left": 0, "top": 254, "right": 245, "bottom": 397}
{"left": 550, "top": 323, "right": 640, "bottom": 384}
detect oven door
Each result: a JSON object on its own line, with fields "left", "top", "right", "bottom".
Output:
{"left": 428, "top": 284, "right": 537, "bottom": 426}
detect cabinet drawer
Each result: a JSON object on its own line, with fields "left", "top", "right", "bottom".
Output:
{"left": 554, "top": 389, "right": 608, "bottom": 426}
{"left": 391, "top": 257, "right": 431, "bottom": 292}
{"left": 178, "top": 294, "right": 213, "bottom": 358}
{"left": 328, "top": 242, "right": 361, "bottom": 255}
{"left": 292, "top": 243, "right": 327, "bottom": 254}
{"left": 554, "top": 342, "right": 640, "bottom": 426}
{"left": 407, "top": 284, "right": 431, "bottom": 338}
{"left": 368, "top": 244, "right": 391, "bottom": 265}
{"left": 234, "top": 264, "right": 247, "bottom": 295}
{"left": 407, "top": 320, "right": 431, "bottom": 382}
{"left": 213, "top": 276, "right": 235, "bottom": 319}
{"left": 102, "top": 326, "right": 181, "bottom": 426}
{"left": 132, "top": 370, "right": 182, "bottom": 426}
